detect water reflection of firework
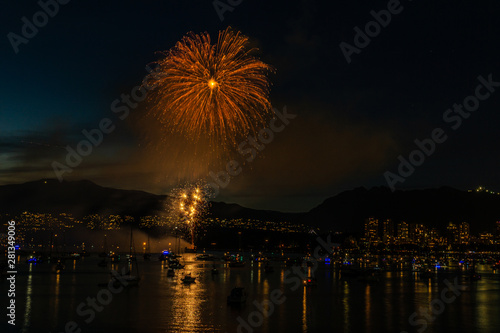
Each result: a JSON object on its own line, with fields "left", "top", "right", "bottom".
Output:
{"left": 167, "top": 183, "right": 210, "bottom": 249}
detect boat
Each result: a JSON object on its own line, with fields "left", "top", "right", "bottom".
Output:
{"left": 99, "top": 234, "right": 109, "bottom": 257}
{"left": 469, "top": 270, "right": 481, "bottom": 281}
{"left": 492, "top": 262, "right": 500, "bottom": 270}
{"left": 227, "top": 287, "right": 247, "bottom": 304}
{"left": 228, "top": 257, "right": 246, "bottom": 268}
{"left": 181, "top": 273, "right": 196, "bottom": 284}
{"left": 110, "top": 226, "right": 141, "bottom": 287}
{"left": 254, "top": 255, "right": 268, "bottom": 262}
{"left": 168, "top": 258, "right": 185, "bottom": 269}
{"left": 419, "top": 268, "right": 434, "bottom": 279}
{"left": 357, "top": 269, "right": 380, "bottom": 282}
{"left": 26, "top": 256, "right": 42, "bottom": 264}
{"left": 109, "top": 269, "right": 140, "bottom": 287}
{"left": 159, "top": 250, "right": 180, "bottom": 261}
{"left": 211, "top": 263, "right": 219, "bottom": 275}
{"left": 55, "top": 259, "right": 65, "bottom": 271}
{"left": 303, "top": 278, "right": 317, "bottom": 287}
{"left": 184, "top": 247, "right": 197, "bottom": 253}
{"left": 196, "top": 254, "right": 216, "bottom": 261}
{"left": 109, "top": 252, "right": 120, "bottom": 262}
{"left": 159, "top": 250, "right": 170, "bottom": 261}
{"left": 119, "top": 274, "right": 140, "bottom": 284}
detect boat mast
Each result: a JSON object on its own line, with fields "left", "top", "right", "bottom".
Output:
{"left": 147, "top": 234, "right": 150, "bottom": 253}
{"left": 49, "top": 232, "right": 53, "bottom": 260}
{"left": 129, "top": 225, "right": 133, "bottom": 257}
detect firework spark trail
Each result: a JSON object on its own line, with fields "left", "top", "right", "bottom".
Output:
{"left": 145, "top": 27, "right": 274, "bottom": 151}
{"left": 167, "top": 183, "right": 210, "bottom": 248}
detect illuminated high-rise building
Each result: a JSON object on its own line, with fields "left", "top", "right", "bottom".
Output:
{"left": 382, "top": 219, "right": 394, "bottom": 244}
{"left": 479, "top": 232, "right": 494, "bottom": 245}
{"left": 364, "top": 217, "right": 379, "bottom": 244}
{"left": 410, "top": 224, "right": 427, "bottom": 245}
{"left": 397, "top": 222, "right": 409, "bottom": 243}
{"left": 447, "top": 222, "right": 459, "bottom": 245}
{"left": 428, "top": 228, "right": 441, "bottom": 247}
{"left": 459, "top": 222, "right": 470, "bottom": 244}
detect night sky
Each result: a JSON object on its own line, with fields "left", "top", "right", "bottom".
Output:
{"left": 1, "top": 0, "right": 500, "bottom": 212}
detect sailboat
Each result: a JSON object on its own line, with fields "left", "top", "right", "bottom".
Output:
{"left": 52, "top": 233, "right": 65, "bottom": 270}
{"left": 55, "top": 258, "right": 65, "bottom": 271}
{"left": 111, "top": 226, "right": 140, "bottom": 287}
{"left": 211, "top": 262, "right": 219, "bottom": 275}
{"left": 99, "top": 234, "right": 108, "bottom": 258}
{"left": 264, "top": 261, "right": 274, "bottom": 273}
{"left": 469, "top": 259, "right": 481, "bottom": 281}
{"left": 181, "top": 272, "right": 196, "bottom": 284}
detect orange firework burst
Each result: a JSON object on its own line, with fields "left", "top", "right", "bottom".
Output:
{"left": 145, "top": 27, "right": 274, "bottom": 149}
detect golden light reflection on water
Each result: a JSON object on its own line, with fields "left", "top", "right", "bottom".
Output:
{"left": 170, "top": 277, "right": 205, "bottom": 332}
{"left": 160, "top": 262, "right": 166, "bottom": 283}
{"left": 13, "top": 254, "right": 500, "bottom": 333}
{"left": 415, "top": 280, "right": 429, "bottom": 295}
{"left": 302, "top": 286, "right": 308, "bottom": 332}
{"left": 365, "top": 284, "right": 371, "bottom": 332}
{"left": 235, "top": 272, "right": 242, "bottom": 286}
{"left": 53, "top": 272, "right": 61, "bottom": 326}
{"left": 21, "top": 264, "right": 33, "bottom": 333}
{"left": 474, "top": 283, "right": 497, "bottom": 329}
{"left": 222, "top": 265, "right": 229, "bottom": 283}
{"left": 343, "top": 281, "right": 350, "bottom": 331}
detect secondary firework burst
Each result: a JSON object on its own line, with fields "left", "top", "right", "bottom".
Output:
{"left": 167, "top": 183, "right": 210, "bottom": 249}
{"left": 145, "top": 27, "right": 274, "bottom": 151}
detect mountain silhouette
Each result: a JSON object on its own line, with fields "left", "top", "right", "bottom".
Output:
{"left": 0, "top": 180, "right": 498, "bottom": 233}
